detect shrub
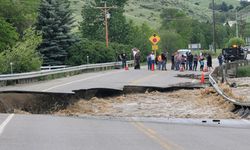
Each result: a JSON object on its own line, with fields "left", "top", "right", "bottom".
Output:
{"left": 237, "top": 66, "right": 250, "bottom": 77}
{"left": 66, "top": 39, "right": 133, "bottom": 66}
{"left": 0, "top": 28, "right": 42, "bottom": 74}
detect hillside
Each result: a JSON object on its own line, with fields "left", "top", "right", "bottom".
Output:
{"left": 239, "top": 5, "right": 250, "bottom": 22}
{"left": 124, "top": 0, "right": 240, "bottom": 28}
{"left": 70, "top": 0, "right": 243, "bottom": 29}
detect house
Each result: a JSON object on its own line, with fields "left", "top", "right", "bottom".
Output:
{"left": 223, "top": 21, "right": 237, "bottom": 27}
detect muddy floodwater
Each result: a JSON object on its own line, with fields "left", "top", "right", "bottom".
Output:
{"left": 57, "top": 88, "right": 239, "bottom": 119}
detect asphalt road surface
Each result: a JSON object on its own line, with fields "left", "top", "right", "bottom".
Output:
{"left": 0, "top": 66, "right": 202, "bottom": 93}
{"left": 0, "top": 114, "right": 250, "bottom": 150}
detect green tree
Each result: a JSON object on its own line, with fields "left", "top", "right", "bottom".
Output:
{"left": 220, "top": 2, "right": 229, "bottom": 12}
{"left": 215, "top": 24, "right": 229, "bottom": 48}
{"left": 226, "top": 37, "right": 245, "bottom": 47}
{"left": 243, "top": 23, "right": 250, "bottom": 37}
{"left": 0, "top": 28, "right": 42, "bottom": 74}
{"left": 80, "top": 0, "right": 133, "bottom": 45}
{"left": 160, "top": 8, "right": 193, "bottom": 46}
{"left": 195, "top": 22, "right": 213, "bottom": 49}
{"left": 189, "top": 20, "right": 207, "bottom": 48}
{"left": 0, "top": 0, "right": 40, "bottom": 35}
{"left": 0, "top": 18, "right": 18, "bottom": 52}
{"left": 160, "top": 30, "right": 185, "bottom": 55}
{"left": 128, "top": 22, "right": 154, "bottom": 60}
{"left": 36, "top": 0, "right": 76, "bottom": 65}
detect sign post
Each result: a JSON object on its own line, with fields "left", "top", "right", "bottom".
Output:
{"left": 149, "top": 34, "right": 161, "bottom": 57}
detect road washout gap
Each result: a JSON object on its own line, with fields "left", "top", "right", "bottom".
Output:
{"left": 0, "top": 82, "right": 242, "bottom": 119}
{"left": 57, "top": 87, "right": 238, "bottom": 119}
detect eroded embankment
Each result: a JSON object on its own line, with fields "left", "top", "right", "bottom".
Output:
{"left": 0, "top": 85, "right": 240, "bottom": 119}
{"left": 0, "top": 91, "right": 73, "bottom": 113}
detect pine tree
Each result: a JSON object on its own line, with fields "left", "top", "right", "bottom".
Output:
{"left": 36, "top": 0, "right": 76, "bottom": 65}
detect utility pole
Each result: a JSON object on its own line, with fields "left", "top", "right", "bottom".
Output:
{"left": 236, "top": 9, "right": 239, "bottom": 38}
{"left": 212, "top": 0, "right": 216, "bottom": 53}
{"left": 95, "top": 1, "right": 116, "bottom": 48}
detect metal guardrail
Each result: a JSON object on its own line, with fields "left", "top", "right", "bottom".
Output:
{"left": 0, "top": 61, "right": 133, "bottom": 83}
{"left": 209, "top": 60, "right": 250, "bottom": 107}
{"left": 40, "top": 65, "right": 67, "bottom": 70}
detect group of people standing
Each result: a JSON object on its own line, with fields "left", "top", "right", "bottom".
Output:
{"left": 146, "top": 52, "right": 168, "bottom": 71}
{"left": 130, "top": 48, "right": 215, "bottom": 72}
{"left": 171, "top": 52, "right": 213, "bottom": 71}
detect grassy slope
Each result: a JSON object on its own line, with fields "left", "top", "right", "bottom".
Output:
{"left": 124, "top": 0, "right": 240, "bottom": 28}
{"left": 69, "top": 0, "right": 243, "bottom": 29}
{"left": 239, "top": 5, "right": 250, "bottom": 22}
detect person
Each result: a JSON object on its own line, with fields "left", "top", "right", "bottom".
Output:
{"left": 218, "top": 53, "right": 223, "bottom": 66}
{"left": 134, "top": 50, "right": 141, "bottom": 69}
{"left": 175, "top": 52, "right": 181, "bottom": 71}
{"left": 206, "top": 54, "right": 212, "bottom": 71}
{"left": 161, "top": 52, "right": 167, "bottom": 70}
{"left": 188, "top": 52, "right": 193, "bottom": 71}
{"left": 132, "top": 48, "right": 137, "bottom": 58}
{"left": 185, "top": 52, "right": 189, "bottom": 70}
{"left": 200, "top": 58, "right": 204, "bottom": 71}
{"left": 199, "top": 53, "right": 204, "bottom": 69}
{"left": 121, "top": 53, "right": 127, "bottom": 68}
{"left": 193, "top": 54, "right": 198, "bottom": 71}
{"left": 150, "top": 52, "right": 155, "bottom": 70}
{"left": 147, "top": 53, "right": 152, "bottom": 70}
{"left": 181, "top": 55, "right": 186, "bottom": 70}
{"left": 157, "top": 54, "right": 162, "bottom": 70}
{"left": 171, "top": 53, "right": 175, "bottom": 70}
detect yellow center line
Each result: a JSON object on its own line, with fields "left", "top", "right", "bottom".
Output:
{"left": 129, "top": 73, "right": 159, "bottom": 85}
{"left": 131, "top": 122, "right": 182, "bottom": 150}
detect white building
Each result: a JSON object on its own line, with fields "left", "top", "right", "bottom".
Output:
{"left": 223, "top": 21, "right": 237, "bottom": 27}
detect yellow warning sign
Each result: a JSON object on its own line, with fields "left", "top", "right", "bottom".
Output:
{"left": 152, "top": 45, "right": 158, "bottom": 50}
{"left": 149, "top": 34, "right": 161, "bottom": 45}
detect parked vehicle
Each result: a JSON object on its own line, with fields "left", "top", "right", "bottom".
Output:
{"left": 177, "top": 49, "right": 191, "bottom": 56}
{"left": 222, "top": 47, "right": 245, "bottom": 62}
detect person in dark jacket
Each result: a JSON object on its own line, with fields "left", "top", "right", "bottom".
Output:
{"left": 134, "top": 51, "right": 141, "bottom": 69}
{"left": 206, "top": 54, "right": 212, "bottom": 71}
{"left": 171, "top": 53, "right": 175, "bottom": 70}
{"left": 218, "top": 53, "right": 223, "bottom": 66}
{"left": 188, "top": 52, "right": 193, "bottom": 71}
{"left": 121, "top": 53, "right": 127, "bottom": 68}
{"left": 193, "top": 54, "right": 198, "bottom": 71}
{"left": 161, "top": 52, "right": 167, "bottom": 70}
{"left": 147, "top": 53, "right": 151, "bottom": 70}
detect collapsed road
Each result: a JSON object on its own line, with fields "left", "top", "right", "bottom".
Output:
{"left": 1, "top": 85, "right": 250, "bottom": 150}
{"left": 0, "top": 62, "right": 250, "bottom": 150}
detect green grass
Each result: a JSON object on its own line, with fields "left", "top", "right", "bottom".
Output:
{"left": 237, "top": 65, "right": 250, "bottom": 77}
{"left": 69, "top": 0, "right": 246, "bottom": 30}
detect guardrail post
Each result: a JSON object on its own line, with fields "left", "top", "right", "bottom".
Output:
{"left": 235, "top": 60, "right": 238, "bottom": 78}
{"left": 222, "top": 65, "right": 225, "bottom": 83}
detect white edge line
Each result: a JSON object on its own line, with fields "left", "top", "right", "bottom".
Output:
{"left": 0, "top": 114, "right": 14, "bottom": 135}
